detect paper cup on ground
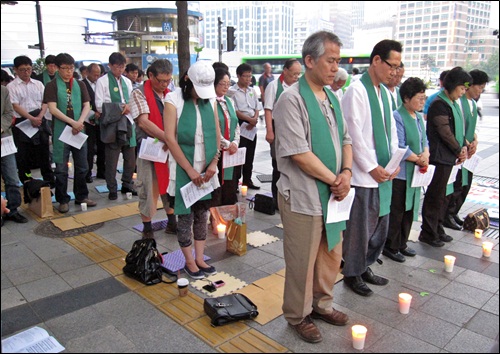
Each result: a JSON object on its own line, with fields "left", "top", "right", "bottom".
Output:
{"left": 240, "top": 185, "right": 248, "bottom": 197}
{"left": 482, "top": 242, "right": 493, "bottom": 257}
{"left": 398, "top": 293, "right": 412, "bottom": 314}
{"left": 217, "top": 224, "right": 226, "bottom": 239}
{"left": 475, "top": 229, "right": 483, "bottom": 239}
{"left": 177, "top": 278, "right": 189, "bottom": 297}
{"left": 352, "top": 325, "right": 367, "bottom": 350}
{"left": 80, "top": 202, "right": 87, "bottom": 211}
{"left": 444, "top": 255, "right": 456, "bottom": 273}
{"left": 126, "top": 192, "right": 132, "bottom": 199}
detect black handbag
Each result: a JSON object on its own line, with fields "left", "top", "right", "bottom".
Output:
{"left": 463, "top": 208, "right": 490, "bottom": 231}
{"left": 204, "top": 293, "right": 259, "bottom": 326}
{"left": 249, "top": 194, "right": 275, "bottom": 215}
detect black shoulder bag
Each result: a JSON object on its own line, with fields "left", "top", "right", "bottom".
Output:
{"left": 249, "top": 194, "right": 275, "bottom": 215}
{"left": 204, "top": 293, "right": 259, "bottom": 326}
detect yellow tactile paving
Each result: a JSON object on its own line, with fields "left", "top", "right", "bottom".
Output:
{"left": 136, "top": 282, "right": 178, "bottom": 305}
{"left": 158, "top": 292, "right": 205, "bottom": 325}
{"left": 114, "top": 274, "right": 146, "bottom": 291}
{"left": 186, "top": 316, "right": 249, "bottom": 347}
{"left": 218, "top": 329, "right": 288, "bottom": 353}
{"left": 83, "top": 245, "right": 127, "bottom": 263}
{"left": 99, "top": 257, "right": 126, "bottom": 276}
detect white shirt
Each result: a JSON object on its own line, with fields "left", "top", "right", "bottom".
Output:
{"left": 264, "top": 78, "right": 294, "bottom": 112}
{"left": 95, "top": 74, "right": 133, "bottom": 113}
{"left": 341, "top": 78, "right": 399, "bottom": 188}
{"left": 325, "top": 85, "right": 344, "bottom": 102}
{"left": 6, "top": 77, "right": 45, "bottom": 117}
{"left": 164, "top": 88, "right": 219, "bottom": 196}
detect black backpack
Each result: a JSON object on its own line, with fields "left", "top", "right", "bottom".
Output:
{"left": 123, "top": 238, "right": 176, "bottom": 285}
{"left": 23, "top": 179, "right": 51, "bottom": 204}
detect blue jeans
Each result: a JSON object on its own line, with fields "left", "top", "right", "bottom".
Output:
{"left": 54, "top": 143, "right": 89, "bottom": 203}
{"left": 1, "top": 153, "right": 22, "bottom": 215}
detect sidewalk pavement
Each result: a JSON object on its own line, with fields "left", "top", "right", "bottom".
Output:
{"left": 1, "top": 100, "right": 498, "bottom": 353}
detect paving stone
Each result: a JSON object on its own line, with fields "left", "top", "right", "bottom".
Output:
{"left": 420, "top": 295, "right": 479, "bottom": 326}
{"left": 444, "top": 328, "right": 496, "bottom": 353}
{"left": 465, "top": 310, "right": 500, "bottom": 339}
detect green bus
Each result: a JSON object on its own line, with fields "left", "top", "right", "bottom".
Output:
{"left": 241, "top": 50, "right": 371, "bottom": 87}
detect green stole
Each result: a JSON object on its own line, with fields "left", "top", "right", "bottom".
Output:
{"left": 175, "top": 99, "right": 217, "bottom": 215}
{"left": 298, "top": 76, "right": 345, "bottom": 251}
{"left": 460, "top": 95, "right": 477, "bottom": 185}
{"left": 107, "top": 73, "right": 136, "bottom": 147}
{"left": 42, "top": 70, "right": 52, "bottom": 85}
{"left": 217, "top": 97, "right": 238, "bottom": 180}
{"left": 398, "top": 106, "right": 426, "bottom": 220}
{"left": 53, "top": 73, "right": 82, "bottom": 164}
{"left": 274, "top": 75, "right": 284, "bottom": 103}
{"left": 437, "top": 91, "right": 465, "bottom": 195}
{"left": 360, "top": 73, "right": 393, "bottom": 216}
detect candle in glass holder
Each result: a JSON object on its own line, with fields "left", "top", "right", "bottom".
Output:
{"left": 351, "top": 325, "right": 367, "bottom": 350}
{"left": 133, "top": 172, "right": 137, "bottom": 179}
{"left": 444, "top": 255, "right": 456, "bottom": 273}
{"left": 475, "top": 229, "right": 483, "bottom": 239}
{"left": 482, "top": 241, "right": 493, "bottom": 257}
{"left": 398, "top": 293, "right": 412, "bottom": 314}
{"left": 240, "top": 185, "right": 248, "bottom": 197}
{"left": 217, "top": 224, "right": 226, "bottom": 239}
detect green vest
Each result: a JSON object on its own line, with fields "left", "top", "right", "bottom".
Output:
{"left": 217, "top": 97, "right": 238, "bottom": 180}
{"left": 460, "top": 95, "right": 478, "bottom": 185}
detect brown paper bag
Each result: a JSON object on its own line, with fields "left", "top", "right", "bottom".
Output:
{"left": 226, "top": 220, "right": 247, "bottom": 256}
{"left": 29, "top": 186, "right": 54, "bottom": 218}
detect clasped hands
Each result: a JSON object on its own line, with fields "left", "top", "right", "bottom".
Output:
{"left": 370, "top": 165, "right": 400, "bottom": 183}
{"left": 330, "top": 172, "right": 351, "bottom": 201}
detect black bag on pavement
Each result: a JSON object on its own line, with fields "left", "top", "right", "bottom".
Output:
{"left": 204, "top": 293, "right": 259, "bottom": 326}
{"left": 463, "top": 208, "right": 490, "bottom": 231}
{"left": 249, "top": 194, "right": 275, "bottom": 215}
{"left": 23, "top": 179, "right": 51, "bottom": 204}
{"left": 123, "top": 238, "right": 176, "bottom": 285}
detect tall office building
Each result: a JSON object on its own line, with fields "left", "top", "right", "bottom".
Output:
{"left": 200, "top": 1, "right": 294, "bottom": 55}
{"left": 293, "top": 2, "right": 334, "bottom": 53}
{"left": 396, "top": 1, "right": 495, "bottom": 77}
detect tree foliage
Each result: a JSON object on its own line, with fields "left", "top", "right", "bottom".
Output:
{"left": 176, "top": 1, "right": 190, "bottom": 77}
{"left": 478, "top": 49, "right": 499, "bottom": 81}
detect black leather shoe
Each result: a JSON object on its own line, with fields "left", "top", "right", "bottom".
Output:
{"left": 418, "top": 236, "right": 445, "bottom": 247}
{"left": 4, "top": 212, "right": 28, "bottom": 224}
{"left": 108, "top": 192, "right": 118, "bottom": 200}
{"left": 85, "top": 175, "right": 93, "bottom": 183}
{"left": 121, "top": 187, "right": 138, "bottom": 195}
{"left": 243, "top": 180, "right": 260, "bottom": 190}
{"left": 443, "top": 215, "right": 461, "bottom": 230}
{"left": 344, "top": 276, "right": 373, "bottom": 297}
{"left": 400, "top": 247, "right": 416, "bottom": 257}
{"left": 361, "top": 267, "right": 389, "bottom": 286}
{"left": 452, "top": 214, "right": 464, "bottom": 226}
{"left": 382, "top": 248, "right": 406, "bottom": 263}
{"left": 439, "top": 234, "right": 453, "bottom": 242}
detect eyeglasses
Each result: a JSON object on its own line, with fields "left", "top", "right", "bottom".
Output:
{"left": 217, "top": 81, "right": 231, "bottom": 87}
{"left": 154, "top": 76, "right": 172, "bottom": 86}
{"left": 414, "top": 95, "right": 427, "bottom": 102}
{"left": 382, "top": 59, "right": 400, "bottom": 72}
{"left": 17, "top": 67, "right": 32, "bottom": 73}
{"left": 59, "top": 66, "right": 75, "bottom": 71}
{"left": 241, "top": 74, "right": 253, "bottom": 79}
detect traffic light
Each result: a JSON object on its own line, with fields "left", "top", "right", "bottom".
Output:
{"left": 227, "top": 26, "right": 236, "bottom": 52}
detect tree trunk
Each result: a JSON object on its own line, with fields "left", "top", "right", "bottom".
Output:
{"left": 176, "top": 1, "right": 190, "bottom": 76}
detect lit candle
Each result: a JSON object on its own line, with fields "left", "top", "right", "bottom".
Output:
{"left": 240, "top": 185, "right": 248, "bottom": 197}
{"left": 351, "top": 325, "right": 367, "bottom": 350}
{"left": 398, "top": 293, "right": 412, "bottom": 314}
{"left": 133, "top": 173, "right": 137, "bottom": 179}
{"left": 474, "top": 229, "right": 483, "bottom": 239}
{"left": 482, "top": 242, "right": 493, "bottom": 257}
{"left": 444, "top": 255, "right": 456, "bottom": 273}
{"left": 217, "top": 224, "right": 226, "bottom": 239}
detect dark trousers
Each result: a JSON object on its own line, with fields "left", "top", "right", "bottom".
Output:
{"left": 386, "top": 179, "right": 414, "bottom": 251}
{"left": 447, "top": 169, "right": 473, "bottom": 217}
{"left": 234, "top": 134, "right": 257, "bottom": 184}
{"left": 270, "top": 120, "right": 280, "bottom": 202}
{"left": 12, "top": 127, "right": 53, "bottom": 184}
{"left": 54, "top": 143, "right": 89, "bottom": 203}
{"left": 105, "top": 143, "right": 136, "bottom": 193}
{"left": 84, "top": 122, "right": 105, "bottom": 178}
{"left": 420, "top": 163, "right": 453, "bottom": 241}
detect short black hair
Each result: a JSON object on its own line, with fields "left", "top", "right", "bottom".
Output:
{"left": 45, "top": 55, "right": 56, "bottom": 65}
{"left": 236, "top": 63, "right": 252, "bottom": 76}
{"left": 146, "top": 59, "right": 173, "bottom": 77}
{"left": 283, "top": 59, "right": 299, "bottom": 70}
{"left": 399, "top": 77, "right": 426, "bottom": 102}
{"left": 55, "top": 53, "right": 75, "bottom": 67}
{"left": 1, "top": 69, "right": 14, "bottom": 84}
{"left": 469, "top": 69, "right": 489, "bottom": 86}
{"left": 108, "top": 52, "right": 126, "bottom": 66}
{"left": 13, "top": 55, "right": 32, "bottom": 68}
{"left": 125, "top": 63, "right": 139, "bottom": 73}
{"left": 213, "top": 62, "right": 229, "bottom": 71}
{"left": 443, "top": 67, "right": 472, "bottom": 92}
{"left": 370, "top": 39, "right": 403, "bottom": 64}
{"left": 214, "top": 67, "right": 230, "bottom": 86}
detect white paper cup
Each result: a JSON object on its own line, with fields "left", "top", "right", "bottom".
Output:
{"left": 217, "top": 224, "right": 226, "bottom": 239}
{"left": 482, "top": 242, "right": 493, "bottom": 257}
{"left": 475, "top": 229, "right": 483, "bottom": 239}
{"left": 81, "top": 202, "right": 87, "bottom": 211}
{"left": 177, "top": 278, "right": 189, "bottom": 297}
{"left": 240, "top": 185, "right": 248, "bottom": 197}
{"left": 398, "top": 293, "right": 412, "bottom": 314}
{"left": 126, "top": 192, "right": 132, "bottom": 199}
{"left": 352, "top": 325, "right": 367, "bottom": 350}
{"left": 444, "top": 255, "right": 456, "bottom": 273}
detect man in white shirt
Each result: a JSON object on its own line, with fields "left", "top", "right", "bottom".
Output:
{"left": 341, "top": 39, "right": 402, "bottom": 297}
{"left": 95, "top": 52, "right": 137, "bottom": 200}
{"left": 264, "top": 58, "right": 302, "bottom": 208}
{"left": 326, "top": 67, "right": 348, "bottom": 101}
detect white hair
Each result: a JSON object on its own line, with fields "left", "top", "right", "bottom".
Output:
{"left": 334, "top": 68, "right": 348, "bottom": 82}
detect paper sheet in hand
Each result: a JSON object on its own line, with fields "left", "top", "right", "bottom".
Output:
{"left": 180, "top": 174, "right": 219, "bottom": 209}
{"left": 138, "top": 137, "right": 168, "bottom": 163}
{"left": 1, "top": 136, "right": 17, "bottom": 157}
{"left": 411, "top": 164, "right": 436, "bottom": 188}
{"left": 15, "top": 119, "right": 39, "bottom": 138}
{"left": 1, "top": 326, "right": 65, "bottom": 353}
{"left": 222, "top": 147, "right": 246, "bottom": 168}
{"left": 385, "top": 148, "right": 407, "bottom": 174}
{"left": 462, "top": 154, "right": 482, "bottom": 174}
{"left": 447, "top": 164, "right": 460, "bottom": 184}
{"left": 239, "top": 122, "right": 257, "bottom": 141}
{"left": 327, "top": 188, "right": 355, "bottom": 223}
{"left": 58, "top": 125, "right": 88, "bottom": 149}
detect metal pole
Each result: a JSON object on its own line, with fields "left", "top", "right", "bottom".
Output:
{"left": 218, "top": 17, "right": 222, "bottom": 62}
{"left": 35, "top": 1, "right": 45, "bottom": 58}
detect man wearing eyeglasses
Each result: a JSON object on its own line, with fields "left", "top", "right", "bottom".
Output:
{"left": 95, "top": 52, "right": 137, "bottom": 201}
{"left": 129, "top": 59, "right": 177, "bottom": 238}
{"left": 7, "top": 55, "right": 55, "bottom": 191}
{"left": 341, "top": 39, "right": 402, "bottom": 297}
